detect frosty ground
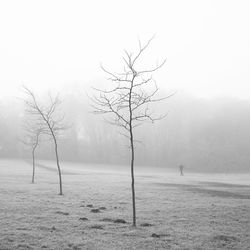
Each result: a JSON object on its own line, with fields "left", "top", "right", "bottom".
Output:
{"left": 0, "top": 160, "right": 250, "bottom": 250}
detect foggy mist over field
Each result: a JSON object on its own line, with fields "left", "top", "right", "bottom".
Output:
{"left": 0, "top": 90, "right": 250, "bottom": 172}
{"left": 0, "top": 0, "right": 250, "bottom": 173}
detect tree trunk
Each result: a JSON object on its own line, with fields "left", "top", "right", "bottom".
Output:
{"left": 31, "top": 135, "right": 39, "bottom": 184}
{"left": 129, "top": 78, "right": 136, "bottom": 227}
{"left": 130, "top": 134, "right": 136, "bottom": 227}
{"left": 31, "top": 147, "right": 36, "bottom": 184}
{"left": 53, "top": 135, "right": 63, "bottom": 195}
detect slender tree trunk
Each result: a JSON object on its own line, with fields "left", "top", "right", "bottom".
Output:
{"left": 129, "top": 78, "right": 136, "bottom": 227}
{"left": 31, "top": 135, "right": 39, "bottom": 184}
{"left": 130, "top": 130, "right": 136, "bottom": 227}
{"left": 31, "top": 147, "right": 35, "bottom": 184}
{"left": 31, "top": 140, "right": 38, "bottom": 184}
{"left": 52, "top": 134, "right": 63, "bottom": 195}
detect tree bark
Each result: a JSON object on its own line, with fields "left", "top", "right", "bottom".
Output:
{"left": 130, "top": 130, "right": 136, "bottom": 227}
{"left": 129, "top": 78, "right": 136, "bottom": 227}
{"left": 31, "top": 140, "right": 38, "bottom": 184}
{"left": 31, "top": 147, "right": 35, "bottom": 184}
{"left": 52, "top": 134, "right": 63, "bottom": 195}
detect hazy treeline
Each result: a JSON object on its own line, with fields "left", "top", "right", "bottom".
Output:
{"left": 0, "top": 87, "right": 249, "bottom": 173}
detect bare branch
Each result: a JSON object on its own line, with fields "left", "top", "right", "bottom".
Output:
{"left": 137, "top": 59, "right": 166, "bottom": 75}
{"left": 132, "top": 35, "right": 155, "bottom": 67}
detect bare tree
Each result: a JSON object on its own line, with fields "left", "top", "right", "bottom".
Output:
{"left": 92, "top": 37, "right": 173, "bottom": 226}
{"left": 21, "top": 122, "right": 42, "bottom": 184}
{"left": 23, "top": 86, "right": 67, "bottom": 195}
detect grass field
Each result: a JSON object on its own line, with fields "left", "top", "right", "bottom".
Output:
{"left": 0, "top": 159, "right": 250, "bottom": 250}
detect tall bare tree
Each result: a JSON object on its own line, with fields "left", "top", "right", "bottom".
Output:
{"left": 92, "top": 37, "right": 172, "bottom": 226}
{"left": 23, "top": 86, "right": 67, "bottom": 195}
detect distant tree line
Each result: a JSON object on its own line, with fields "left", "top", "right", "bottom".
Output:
{"left": 1, "top": 94, "right": 250, "bottom": 172}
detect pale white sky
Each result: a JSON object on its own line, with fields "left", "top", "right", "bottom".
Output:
{"left": 0, "top": 0, "right": 249, "bottom": 99}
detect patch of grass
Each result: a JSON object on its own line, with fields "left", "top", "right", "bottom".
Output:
{"left": 55, "top": 211, "right": 69, "bottom": 215}
{"left": 151, "top": 233, "right": 161, "bottom": 238}
{"left": 89, "top": 225, "right": 104, "bottom": 230}
{"left": 151, "top": 233, "right": 171, "bottom": 238}
{"left": 16, "top": 227, "right": 30, "bottom": 231}
{"left": 1, "top": 160, "right": 250, "bottom": 250}
{"left": 99, "top": 206, "right": 106, "bottom": 210}
{"left": 100, "top": 218, "right": 113, "bottom": 222}
{"left": 212, "top": 235, "right": 239, "bottom": 242}
{"left": 16, "top": 243, "right": 33, "bottom": 249}
{"left": 140, "top": 223, "right": 153, "bottom": 227}
{"left": 100, "top": 218, "right": 127, "bottom": 224}
{"left": 90, "top": 208, "right": 101, "bottom": 213}
{"left": 113, "top": 219, "right": 127, "bottom": 224}
{"left": 188, "top": 187, "right": 250, "bottom": 199}
{"left": 79, "top": 217, "right": 88, "bottom": 221}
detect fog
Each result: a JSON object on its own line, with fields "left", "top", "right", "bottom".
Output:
{"left": 0, "top": 0, "right": 250, "bottom": 173}
{"left": 0, "top": 88, "right": 249, "bottom": 173}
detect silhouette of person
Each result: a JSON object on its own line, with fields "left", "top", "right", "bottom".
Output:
{"left": 179, "top": 165, "right": 184, "bottom": 176}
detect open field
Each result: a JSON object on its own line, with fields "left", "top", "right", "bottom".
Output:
{"left": 0, "top": 159, "right": 250, "bottom": 250}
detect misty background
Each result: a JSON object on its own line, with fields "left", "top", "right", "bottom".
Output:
{"left": 0, "top": 0, "right": 250, "bottom": 173}
{"left": 1, "top": 89, "right": 250, "bottom": 173}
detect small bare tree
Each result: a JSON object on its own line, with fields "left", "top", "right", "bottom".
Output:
{"left": 23, "top": 86, "right": 67, "bottom": 195}
{"left": 21, "top": 122, "right": 42, "bottom": 184}
{"left": 92, "top": 37, "right": 172, "bottom": 226}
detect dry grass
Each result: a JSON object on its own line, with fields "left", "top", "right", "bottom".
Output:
{"left": 0, "top": 159, "right": 250, "bottom": 249}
